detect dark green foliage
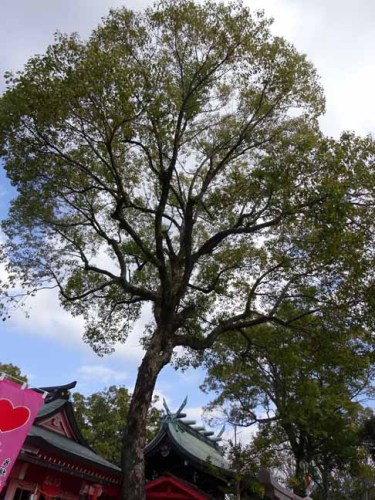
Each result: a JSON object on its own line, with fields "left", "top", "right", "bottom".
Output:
{"left": 72, "top": 386, "right": 161, "bottom": 466}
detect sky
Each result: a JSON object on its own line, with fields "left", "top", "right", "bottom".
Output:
{"left": 1, "top": 0, "right": 375, "bottom": 440}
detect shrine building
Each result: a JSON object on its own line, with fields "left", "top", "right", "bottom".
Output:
{"left": 2, "top": 382, "right": 121, "bottom": 500}
{"left": 144, "top": 398, "right": 234, "bottom": 498}
{"left": 1, "top": 381, "right": 311, "bottom": 500}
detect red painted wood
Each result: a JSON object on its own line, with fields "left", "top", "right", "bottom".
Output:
{"left": 146, "top": 493, "right": 192, "bottom": 499}
{"left": 146, "top": 476, "right": 207, "bottom": 499}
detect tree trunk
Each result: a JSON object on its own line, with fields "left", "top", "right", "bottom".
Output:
{"left": 121, "top": 330, "right": 173, "bottom": 500}
{"left": 320, "top": 461, "right": 329, "bottom": 500}
{"left": 293, "top": 459, "right": 306, "bottom": 497}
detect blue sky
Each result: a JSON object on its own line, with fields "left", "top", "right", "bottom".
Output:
{"left": 1, "top": 0, "right": 375, "bottom": 438}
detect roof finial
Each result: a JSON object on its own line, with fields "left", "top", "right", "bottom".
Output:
{"left": 175, "top": 396, "right": 188, "bottom": 417}
{"left": 163, "top": 398, "right": 171, "bottom": 417}
{"left": 217, "top": 425, "right": 225, "bottom": 438}
{"left": 162, "top": 397, "right": 188, "bottom": 421}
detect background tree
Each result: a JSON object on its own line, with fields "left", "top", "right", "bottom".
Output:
{"left": 202, "top": 311, "right": 375, "bottom": 497}
{"left": 225, "top": 422, "right": 375, "bottom": 500}
{"left": 73, "top": 386, "right": 161, "bottom": 467}
{"left": 0, "top": 362, "right": 28, "bottom": 383}
{"left": 0, "top": 0, "right": 374, "bottom": 497}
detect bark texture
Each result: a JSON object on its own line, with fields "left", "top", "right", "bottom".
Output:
{"left": 121, "top": 331, "right": 173, "bottom": 500}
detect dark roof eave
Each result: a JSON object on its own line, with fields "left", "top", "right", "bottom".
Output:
{"left": 38, "top": 381, "right": 77, "bottom": 393}
{"left": 145, "top": 421, "right": 169, "bottom": 455}
{"left": 19, "top": 450, "right": 120, "bottom": 486}
{"left": 26, "top": 434, "right": 121, "bottom": 476}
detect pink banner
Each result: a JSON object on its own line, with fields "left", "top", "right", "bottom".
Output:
{"left": 0, "top": 378, "right": 44, "bottom": 493}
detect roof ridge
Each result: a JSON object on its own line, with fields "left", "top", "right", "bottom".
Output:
{"left": 162, "top": 397, "right": 224, "bottom": 447}
{"left": 174, "top": 418, "right": 222, "bottom": 450}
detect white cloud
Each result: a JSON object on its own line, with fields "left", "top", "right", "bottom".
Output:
{"left": 175, "top": 367, "right": 204, "bottom": 385}
{"left": 1, "top": 227, "right": 86, "bottom": 347}
{"left": 152, "top": 388, "right": 172, "bottom": 412}
{"left": 184, "top": 406, "right": 205, "bottom": 424}
{"left": 0, "top": 250, "right": 151, "bottom": 362}
{"left": 0, "top": 0, "right": 150, "bottom": 90}
{"left": 249, "top": 0, "right": 375, "bottom": 138}
{"left": 2, "top": 0, "right": 373, "bottom": 141}
{"left": 222, "top": 424, "right": 258, "bottom": 446}
{"left": 77, "top": 364, "right": 129, "bottom": 384}
{"left": 3, "top": 286, "right": 87, "bottom": 347}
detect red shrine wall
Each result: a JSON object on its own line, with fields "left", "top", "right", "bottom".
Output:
{"left": 5, "top": 460, "right": 120, "bottom": 500}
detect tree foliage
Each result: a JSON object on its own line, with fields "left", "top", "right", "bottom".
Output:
{"left": 202, "top": 311, "right": 375, "bottom": 497}
{"left": 0, "top": 0, "right": 374, "bottom": 496}
{"left": 72, "top": 386, "right": 161, "bottom": 467}
{"left": 226, "top": 423, "right": 375, "bottom": 500}
{"left": 0, "top": 362, "right": 28, "bottom": 383}
{"left": 1, "top": 1, "right": 374, "bottom": 353}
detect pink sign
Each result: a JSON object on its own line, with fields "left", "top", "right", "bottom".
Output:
{"left": 0, "top": 378, "right": 44, "bottom": 492}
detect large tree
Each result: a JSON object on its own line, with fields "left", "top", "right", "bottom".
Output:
{"left": 0, "top": 1, "right": 374, "bottom": 497}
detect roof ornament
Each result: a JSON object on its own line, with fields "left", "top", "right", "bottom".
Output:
{"left": 162, "top": 396, "right": 188, "bottom": 425}
{"left": 162, "top": 398, "right": 171, "bottom": 417}
{"left": 175, "top": 396, "right": 188, "bottom": 418}
{"left": 217, "top": 424, "right": 225, "bottom": 438}
{"left": 209, "top": 424, "right": 225, "bottom": 443}
{"left": 163, "top": 396, "right": 188, "bottom": 418}
{"left": 157, "top": 399, "right": 227, "bottom": 450}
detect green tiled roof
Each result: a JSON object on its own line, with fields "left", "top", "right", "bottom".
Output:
{"left": 146, "top": 398, "right": 231, "bottom": 475}
{"left": 167, "top": 420, "right": 229, "bottom": 470}
{"left": 28, "top": 425, "right": 121, "bottom": 473}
